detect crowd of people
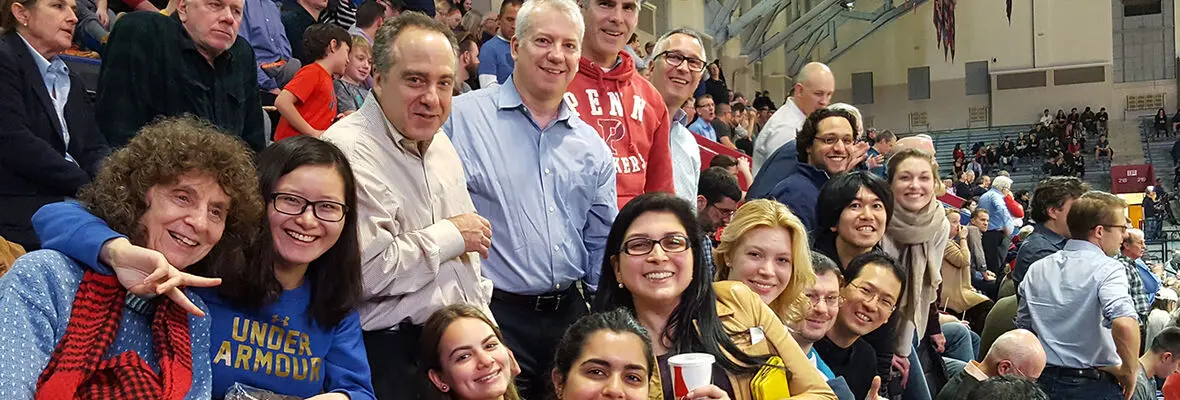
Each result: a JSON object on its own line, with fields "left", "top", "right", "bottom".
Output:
{"left": 2, "top": 0, "right": 1179, "bottom": 399}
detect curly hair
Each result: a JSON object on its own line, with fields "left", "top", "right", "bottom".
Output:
{"left": 713, "top": 199, "right": 815, "bottom": 324}
{"left": 77, "top": 116, "right": 263, "bottom": 272}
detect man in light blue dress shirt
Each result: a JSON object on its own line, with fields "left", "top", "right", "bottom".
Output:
{"left": 648, "top": 28, "right": 709, "bottom": 207}
{"left": 979, "top": 179, "right": 1014, "bottom": 278}
{"left": 687, "top": 94, "right": 718, "bottom": 142}
{"left": 442, "top": 1, "right": 617, "bottom": 398}
{"left": 1016, "top": 191, "right": 1141, "bottom": 400}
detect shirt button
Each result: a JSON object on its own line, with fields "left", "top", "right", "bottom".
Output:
{"left": 544, "top": 168, "right": 551, "bottom": 175}
{"left": 553, "top": 245, "right": 560, "bottom": 251}
{"left": 548, "top": 206, "right": 555, "bottom": 213}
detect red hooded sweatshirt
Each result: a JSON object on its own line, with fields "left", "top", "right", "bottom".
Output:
{"left": 563, "top": 51, "right": 674, "bottom": 208}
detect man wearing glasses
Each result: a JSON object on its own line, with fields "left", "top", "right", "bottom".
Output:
{"left": 565, "top": 0, "right": 675, "bottom": 208}
{"left": 787, "top": 252, "right": 857, "bottom": 400}
{"left": 815, "top": 251, "right": 907, "bottom": 400}
{"left": 695, "top": 167, "right": 740, "bottom": 277}
{"left": 765, "top": 106, "right": 861, "bottom": 235}
{"left": 648, "top": 27, "right": 708, "bottom": 207}
{"left": 1017, "top": 191, "right": 1141, "bottom": 400}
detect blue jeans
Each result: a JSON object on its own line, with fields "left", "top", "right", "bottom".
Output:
{"left": 941, "top": 322, "right": 981, "bottom": 362}
{"left": 1037, "top": 372, "right": 1122, "bottom": 400}
{"left": 903, "top": 344, "right": 932, "bottom": 400}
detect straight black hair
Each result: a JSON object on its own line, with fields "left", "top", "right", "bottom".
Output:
{"left": 813, "top": 171, "right": 893, "bottom": 264}
{"left": 593, "top": 193, "right": 770, "bottom": 376}
{"left": 552, "top": 309, "right": 654, "bottom": 394}
{"left": 212, "top": 136, "right": 363, "bottom": 328}
{"left": 842, "top": 252, "right": 908, "bottom": 303}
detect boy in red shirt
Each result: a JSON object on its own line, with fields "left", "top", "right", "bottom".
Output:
{"left": 274, "top": 24, "right": 352, "bottom": 141}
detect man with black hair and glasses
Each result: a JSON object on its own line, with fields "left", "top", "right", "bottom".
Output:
{"left": 696, "top": 167, "right": 740, "bottom": 278}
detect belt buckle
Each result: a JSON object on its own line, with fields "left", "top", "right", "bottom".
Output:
{"left": 535, "top": 294, "right": 563, "bottom": 312}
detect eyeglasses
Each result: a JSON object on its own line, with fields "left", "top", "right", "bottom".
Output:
{"left": 1100, "top": 224, "right": 1131, "bottom": 232}
{"left": 805, "top": 293, "right": 843, "bottom": 309}
{"left": 709, "top": 204, "right": 736, "bottom": 218}
{"left": 621, "top": 234, "right": 690, "bottom": 256}
{"left": 654, "top": 51, "right": 706, "bottom": 72}
{"left": 271, "top": 193, "right": 349, "bottom": 222}
{"left": 847, "top": 282, "right": 896, "bottom": 310}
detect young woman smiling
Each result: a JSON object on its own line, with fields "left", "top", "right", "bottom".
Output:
{"left": 713, "top": 199, "right": 815, "bottom": 326}
{"left": 419, "top": 304, "right": 520, "bottom": 400}
{"left": 551, "top": 309, "right": 655, "bottom": 400}
{"left": 31, "top": 136, "right": 375, "bottom": 400}
{"left": 593, "top": 193, "right": 836, "bottom": 400}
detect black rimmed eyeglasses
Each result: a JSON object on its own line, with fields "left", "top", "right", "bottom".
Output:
{"left": 271, "top": 193, "right": 349, "bottom": 222}
{"left": 653, "top": 51, "right": 706, "bottom": 72}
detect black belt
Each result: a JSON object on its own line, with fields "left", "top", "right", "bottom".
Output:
{"left": 1042, "top": 365, "right": 1112, "bottom": 381}
{"left": 492, "top": 286, "right": 577, "bottom": 312}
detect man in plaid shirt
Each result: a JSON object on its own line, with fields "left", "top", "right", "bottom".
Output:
{"left": 695, "top": 167, "right": 741, "bottom": 278}
{"left": 1116, "top": 228, "right": 1157, "bottom": 324}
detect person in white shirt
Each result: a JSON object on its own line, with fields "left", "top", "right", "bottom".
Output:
{"left": 751, "top": 61, "right": 834, "bottom": 174}
{"left": 649, "top": 28, "right": 708, "bottom": 206}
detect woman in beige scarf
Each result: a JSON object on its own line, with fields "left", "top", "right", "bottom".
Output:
{"left": 880, "top": 148, "right": 949, "bottom": 397}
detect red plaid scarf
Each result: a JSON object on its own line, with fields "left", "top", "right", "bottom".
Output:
{"left": 35, "top": 271, "right": 193, "bottom": 400}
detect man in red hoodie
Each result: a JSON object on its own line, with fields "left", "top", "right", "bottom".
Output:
{"left": 563, "top": 0, "right": 675, "bottom": 207}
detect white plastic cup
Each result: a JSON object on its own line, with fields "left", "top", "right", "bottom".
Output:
{"left": 667, "top": 353, "right": 715, "bottom": 398}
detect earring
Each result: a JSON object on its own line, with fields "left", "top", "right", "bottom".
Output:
{"left": 618, "top": 283, "right": 624, "bottom": 288}
{"left": 440, "top": 384, "right": 449, "bottom": 392}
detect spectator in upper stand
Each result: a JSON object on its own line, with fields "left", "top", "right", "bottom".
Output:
{"left": 936, "top": 329, "right": 1046, "bottom": 400}
{"left": 622, "top": 32, "right": 645, "bottom": 71}
{"left": 649, "top": 28, "right": 707, "bottom": 206}
{"left": 1097, "top": 106, "right": 1109, "bottom": 133}
{"left": 476, "top": 0, "right": 519, "bottom": 87}
{"left": 752, "top": 62, "right": 834, "bottom": 173}
{"left": 96, "top": 0, "right": 266, "bottom": 152}
{"left": 955, "top": 170, "right": 975, "bottom": 200}
{"left": 978, "top": 175, "right": 1013, "bottom": 283}
{"left": 998, "top": 140, "right": 1015, "bottom": 170}
{"left": 1095, "top": 134, "right": 1113, "bottom": 162}
{"left": 0, "top": 0, "right": 110, "bottom": 250}
{"left": 453, "top": 35, "right": 478, "bottom": 95}
{"left": 444, "top": 2, "right": 618, "bottom": 397}
{"left": 1116, "top": 228, "right": 1159, "bottom": 325}
{"left": 953, "top": 143, "right": 966, "bottom": 163}
{"left": 866, "top": 129, "right": 896, "bottom": 176}
{"left": 335, "top": 35, "right": 372, "bottom": 113}
{"left": 1016, "top": 191, "right": 1140, "bottom": 399}
{"left": 753, "top": 89, "right": 775, "bottom": 110}
{"left": 1156, "top": 108, "right": 1169, "bottom": 140}
{"left": 348, "top": 0, "right": 386, "bottom": 44}
{"left": 319, "top": 13, "right": 495, "bottom": 400}
{"left": 241, "top": 0, "right": 298, "bottom": 102}
{"left": 282, "top": 0, "right": 329, "bottom": 64}
{"left": 1134, "top": 327, "right": 1180, "bottom": 400}
{"left": 1038, "top": 109, "right": 1052, "bottom": 128}
{"left": 566, "top": 0, "right": 675, "bottom": 208}
{"left": 1082, "top": 106, "right": 1097, "bottom": 134}
{"left": 713, "top": 102, "right": 736, "bottom": 149}
{"left": 696, "top": 167, "right": 742, "bottom": 278}
{"left": 274, "top": 23, "right": 351, "bottom": 141}
{"left": 688, "top": 94, "right": 719, "bottom": 141}
{"left": 703, "top": 60, "right": 729, "bottom": 104}
{"left": 1067, "top": 107, "right": 1081, "bottom": 133}
{"left": 1068, "top": 148, "right": 1085, "bottom": 178}
{"left": 767, "top": 107, "right": 861, "bottom": 235}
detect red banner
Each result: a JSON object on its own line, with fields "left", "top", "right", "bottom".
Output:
{"left": 694, "top": 134, "right": 751, "bottom": 190}
{"left": 1110, "top": 164, "right": 1155, "bottom": 194}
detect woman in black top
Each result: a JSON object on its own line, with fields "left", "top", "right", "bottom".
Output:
{"left": 1155, "top": 108, "right": 1169, "bottom": 139}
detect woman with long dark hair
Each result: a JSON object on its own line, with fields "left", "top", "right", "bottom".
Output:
{"left": 551, "top": 309, "right": 655, "bottom": 400}
{"left": 594, "top": 192, "right": 836, "bottom": 400}
{"left": 419, "top": 304, "right": 520, "bottom": 400}
{"left": 31, "top": 136, "right": 375, "bottom": 399}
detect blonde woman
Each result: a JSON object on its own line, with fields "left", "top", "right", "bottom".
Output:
{"left": 714, "top": 199, "right": 816, "bottom": 325}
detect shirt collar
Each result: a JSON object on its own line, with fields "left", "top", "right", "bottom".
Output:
{"left": 496, "top": 77, "right": 575, "bottom": 127}
{"left": 673, "top": 108, "right": 688, "bottom": 126}
{"left": 963, "top": 360, "right": 988, "bottom": 382}
{"left": 173, "top": 13, "right": 234, "bottom": 63}
{"left": 17, "top": 33, "right": 56, "bottom": 76}
{"left": 371, "top": 95, "right": 434, "bottom": 156}
{"left": 1033, "top": 223, "right": 1068, "bottom": 247}
{"left": 1063, "top": 239, "right": 1107, "bottom": 255}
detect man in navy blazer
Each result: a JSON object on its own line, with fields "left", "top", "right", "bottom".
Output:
{"left": 0, "top": 31, "right": 110, "bottom": 249}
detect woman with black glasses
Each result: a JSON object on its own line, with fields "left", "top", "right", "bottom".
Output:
{"left": 31, "top": 136, "right": 375, "bottom": 400}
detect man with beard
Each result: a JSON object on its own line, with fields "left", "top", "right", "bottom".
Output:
{"left": 696, "top": 167, "right": 741, "bottom": 278}
{"left": 455, "top": 35, "right": 479, "bottom": 94}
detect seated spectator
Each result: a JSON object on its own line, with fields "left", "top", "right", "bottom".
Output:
{"left": 937, "top": 329, "right": 1045, "bottom": 400}
{"left": 942, "top": 208, "right": 993, "bottom": 333}
{"left": 954, "top": 143, "right": 966, "bottom": 163}
{"left": 34, "top": 135, "right": 378, "bottom": 399}
{"left": 1095, "top": 134, "right": 1113, "bottom": 161}
{"left": 0, "top": 117, "right": 261, "bottom": 399}
{"left": 242, "top": 0, "right": 299, "bottom": 101}
{"left": 283, "top": 0, "right": 330, "bottom": 64}
{"left": 695, "top": 167, "right": 742, "bottom": 277}
{"left": 593, "top": 193, "right": 837, "bottom": 399}
{"left": 274, "top": 24, "right": 351, "bottom": 140}
{"left": 335, "top": 35, "right": 372, "bottom": 113}
{"left": 551, "top": 309, "right": 654, "bottom": 400}
{"left": 96, "top": 0, "right": 266, "bottom": 151}
{"left": 420, "top": 304, "right": 520, "bottom": 400}
{"left": 966, "top": 375, "right": 1048, "bottom": 400}
{"left": 1038, "top": 109, "right": 1052, "bottom": 128}
{"left": 1145, "top": 289, "right": 1178, "bottom": 348}
{"left": 688, "top": 94, "right": 719, "bottom": 141}
{"left": 1081, "top": 106, "right": 1096, "bottom": 134}
{"left": 0, "top": 3, "right": 110, "bottom": 250}
{"left": 815, "top": 252, "right": 906, "bottom": 399}
{"left": 1135, "top": 327, "right": 1180, "bottom": 400}
{"left": 1097, "top": 107, "right": 1109, "bottom": 133}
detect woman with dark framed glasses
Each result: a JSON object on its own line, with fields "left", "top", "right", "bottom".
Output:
{"left": 593, "top": 193, "right": 837, "bottom": 400}
{"left": 30, "top": 135, "right": 376, "bottom": 400}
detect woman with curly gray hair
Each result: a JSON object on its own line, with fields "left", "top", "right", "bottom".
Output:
{"left": 0, "top": 116, "right": 262, "bottom": 399}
